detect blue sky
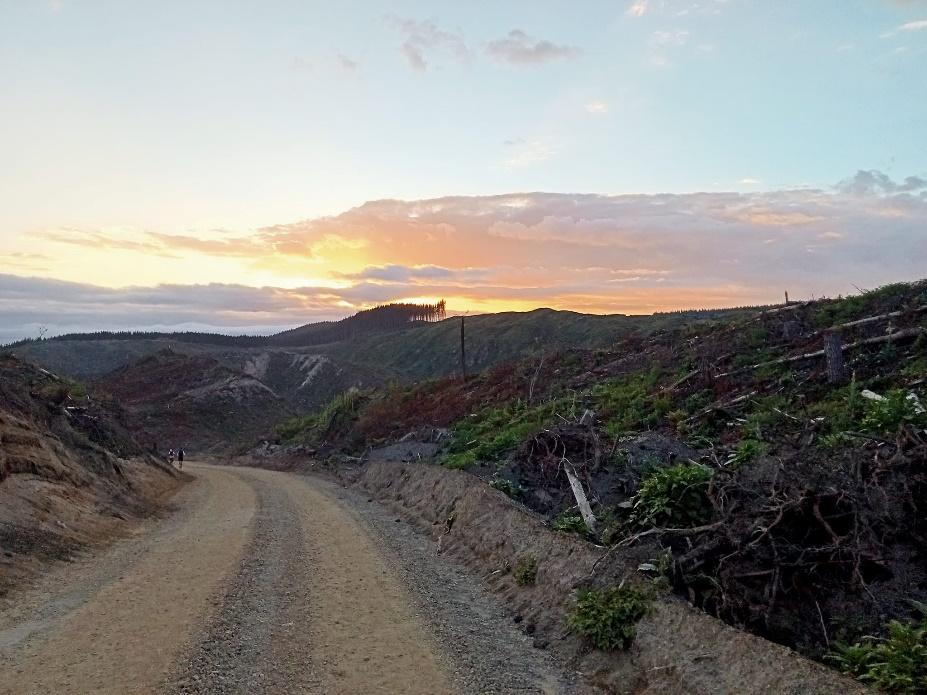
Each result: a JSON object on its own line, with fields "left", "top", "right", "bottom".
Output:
{"left": 0, "top": 1, "right": 925, "bottom": 337}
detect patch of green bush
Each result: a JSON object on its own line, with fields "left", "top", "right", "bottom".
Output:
{"left": 630, "top": 463, "right": 714, "bottom": 528}
{"left": 806, "top": 377, "right": 866, "bottom": 435}
{"left": 812, "top": 283, "right": 911, "bottom": 329}
{"left": 513, "top": 555, "right": 538, "bottom": 586}
{"left": 903, "top": 356, "right": 927, "bottom": 379}
{"left": 828, "top": 607, "right": 927, "bottom": 694}
{"left": 489, "top": 477, "right": 522, "bottom": 499}
{"left": 594, "top": 370, "right": 671, "bottom": 436}
{"left": 551, "top": 511, "right": 591, "bottom": 537}
{"left": 862, "top": 389, "right": 927, "bottom": 435}
{"left": 276, "top": 389, "right": 363, "bottom": 445}
{"left": 728, "top": 438, "right": 768, "bottom": 467}
{"left": 35, "top": 377, "right": 87, "bottom": 403}
{"left": 441, "top": 397, "right": 570, "bottom": 469}
{"left": 568, "top": 585, "right": 653, "bottom": 651}
{"left": 744, "top": 394, "right": 794, "bottom": 433}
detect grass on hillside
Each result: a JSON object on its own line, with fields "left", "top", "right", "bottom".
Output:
{"left": 267, "top": 280, "right": 927, "bottom": 679}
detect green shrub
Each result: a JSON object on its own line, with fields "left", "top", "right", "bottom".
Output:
{"left": 441, "top": 397, "right": 570, "bottom": 468}
{"left": 513, "top": 555, "right": 538, "bottom": 586}
{"left": 443, "top": 450, "right": 477, "bottom": 469}
{"left": 862, "top": 390, "right": 927, "bottom": 435}
{"left": 729, "top": 438, "right": 768, "bottom": 467}
{"left": 630, "top": 463, "right": 714, "bottom": 528}
{"left": 744, "top": 394, "right": 794, "bottom": 433}
{"left": 551, "top": 511, "right": 591, "bottom": 537}
{"left": 812, "top": 283, "right": 910, "bottom": 328}
{"left": 828, "top": 608, "right": 927, "bottom": 693}
{"left": 594, "top": 370, "right": 671, "bottom": 436}
{"left": 903, "top": 356, "right": 927, "bottom": 379}
{"left": 36, "top": 377, "right": 87, "bottom": 403}
{"left": 806, "top": 377, "right": 865, "bottom": 436}
{"left": 568, "top": 585, "right": 653, "bottom": 651}
{"left": 276, "top": 389, "right": 364, "bottom": 445}
{"left": 489, "top": 477, "right": 522, "bottom": 499}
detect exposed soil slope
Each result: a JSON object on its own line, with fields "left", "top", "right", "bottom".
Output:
{"left": 97, "top": 349, "right": 295, "bottom": 452}
{"left": 0, "top": 354, "right": 180, "bottom": 595}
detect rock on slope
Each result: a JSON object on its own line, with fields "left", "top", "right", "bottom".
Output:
{"left": 0, "top": 354, "right": 180, "bottom": 595}
{"left": 96, "top": 349, "right": 295, "bottom": 453}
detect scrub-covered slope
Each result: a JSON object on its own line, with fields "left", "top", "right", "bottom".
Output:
{"left": 271, "top": 280, "right": 927, "bottom": 689}
{"left": 96, "top": 349, "right": 295, "bottom": 453}
{"left": 0, "top": 354, "right": 180, "bottom": 595}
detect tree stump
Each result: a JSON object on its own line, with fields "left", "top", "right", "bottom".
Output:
{"left": 824, "top": 331, "right": 846, "bottom": 383}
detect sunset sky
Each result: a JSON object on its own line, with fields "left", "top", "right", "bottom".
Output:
{"left": 1, "top": 1, "right": 926, "bottom": 341}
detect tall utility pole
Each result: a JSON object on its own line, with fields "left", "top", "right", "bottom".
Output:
{"left": 460, "top": 315, "right": 467, "bottom": 378}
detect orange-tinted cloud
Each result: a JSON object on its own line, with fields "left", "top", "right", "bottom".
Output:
{"left": 11, "top": 171, "right": 927, "bottom": 339}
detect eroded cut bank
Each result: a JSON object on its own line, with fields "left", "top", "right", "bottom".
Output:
{"left": 345, "top": 460, "right": 867, "bottom": 695}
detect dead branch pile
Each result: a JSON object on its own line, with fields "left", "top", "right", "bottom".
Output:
{"left": 666, "top": 426, "right": 927, "bottom": 655}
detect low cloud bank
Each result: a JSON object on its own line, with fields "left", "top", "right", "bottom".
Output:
{"left": 5, "top": 170, "right": 926, "bottom": 341}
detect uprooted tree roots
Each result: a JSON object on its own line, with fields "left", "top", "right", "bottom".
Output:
{"left": 666, "top": 429, "right": 927, "bottom": 656}
{"left": 505, "top": 417, "right": 927, "bottom": 660}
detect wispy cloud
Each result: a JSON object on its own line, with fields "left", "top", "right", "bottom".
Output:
{"left": 33, "top": 227, "right": 270, "bottom": 258}
{"left": 387, "top": 17, "right": 469, "bottom": 71}
{"left": 837, "top": 169, "right": 927, "bottom": 195}
{"left": 485, "top": 30, "right": 580, "bottom": 66}
{"left": 879, "top": 17, "right": 927, "bottom": 38}
{"left": 336, "top": 264, "right": 489, "bottom": 284}
{"left": 585, "top": 101, "right": 609, "bottom": 114}
{"left": 626, "top": 0, "right": 649, "bottom": 17}
{"left": 649, "top": 29, "right": 690, "bottom": 66}
{"left": 502, "top": 139, "right": 557, "bottom": 167}
{"left": 0, "top": 252, "right": 50, "bottom": 272}
{"left": 652, "top": 29, "right": 691, "bottom": 45}
{"left": 337, "top": 53, "right": 359, "bottom": 71}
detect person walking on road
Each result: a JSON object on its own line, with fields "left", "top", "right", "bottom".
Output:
{"left": 177, "top": 447, "right": 185, "bottom": 470}
{"left": 167, "top": 448, "right": 175, "bottom": 466}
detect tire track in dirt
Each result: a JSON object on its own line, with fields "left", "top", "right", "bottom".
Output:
{"left": 167, "top": 471, "right": 319, "bottom": 694}
{"left": 236, "top": 467, "right": 456, "bottom": 695}
{"left": 2, "top": 464, "right": 590, "bottom": 694}
{"left": 0, "top": 466, "right": 256, "bottom": 695}
{"left": 315, "top": 478, "right": 588, "bottom": 695}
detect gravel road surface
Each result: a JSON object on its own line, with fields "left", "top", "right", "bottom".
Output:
{"left": 0, "top": 464, "right": 588, "bottom": 694}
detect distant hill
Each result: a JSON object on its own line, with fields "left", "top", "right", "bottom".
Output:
{"left": 96, "top": 349, "right": 296, "bottom": 453}
{"left": 7, "top": 304, "right": 758, "bottom": 454}
{"left": 9, "top": 306, "right": 751, "bottom": 382}
{"left": 18, "top": 301, "right": 449, "bottom": 350}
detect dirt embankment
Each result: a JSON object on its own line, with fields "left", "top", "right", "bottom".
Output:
{"left": 346, "top": 460, "right": 866, "bottom": 695}
{"left": 95, "top": 349, "right": 295, "bottom": 453}
{"left": 0, "top": 354, "right": 183, "bottom": 595}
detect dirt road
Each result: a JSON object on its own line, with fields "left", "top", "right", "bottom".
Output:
{"left": 0, "top": 464, "right": 584, "bottom": 694}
